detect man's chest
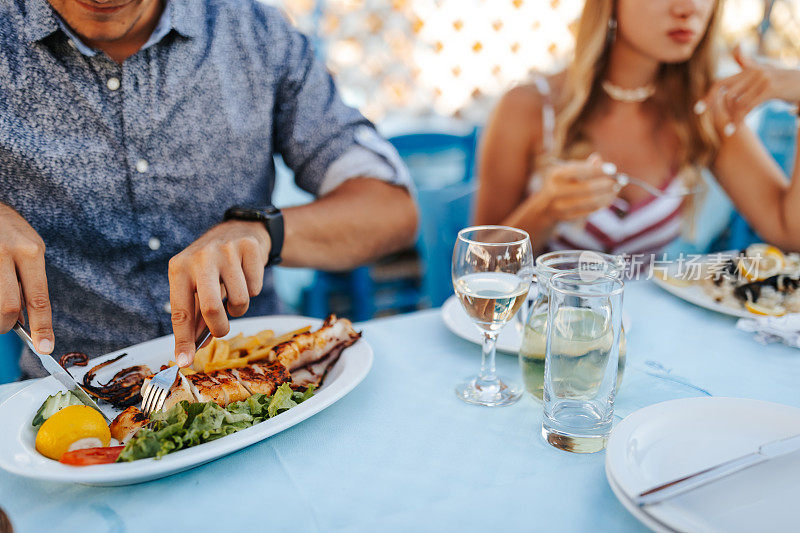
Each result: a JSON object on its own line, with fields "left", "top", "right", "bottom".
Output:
{"left": 0, "top": 41, "right": 278, "bottom": 247}
{"left": 1, "top": 43, "right": 276, "bottom": 186}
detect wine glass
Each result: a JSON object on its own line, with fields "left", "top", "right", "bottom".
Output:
{"left": 452, "top": 225, "right": 534, "bottom": 406}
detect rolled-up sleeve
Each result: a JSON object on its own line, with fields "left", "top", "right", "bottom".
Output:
{"left": 271, "top": 12, "right": 411, "bottom": 197}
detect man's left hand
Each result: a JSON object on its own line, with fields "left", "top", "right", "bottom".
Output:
{"left": 168, "top": 220, "right": 270, "bottom": 367}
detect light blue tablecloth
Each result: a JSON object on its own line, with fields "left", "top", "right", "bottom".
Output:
{"left": 1, "top": 281, "right": 798, "bottom": 532}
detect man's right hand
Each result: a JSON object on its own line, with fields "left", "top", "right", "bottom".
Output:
{"left": 0, "top": 203, "right": 54, "bottom": 354}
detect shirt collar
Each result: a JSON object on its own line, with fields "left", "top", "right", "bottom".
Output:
{"left": 24, "top": 0, "right": 197, "bottom": 55}
{"left": 22, "top": 0, "right": 60, "bottom": 43}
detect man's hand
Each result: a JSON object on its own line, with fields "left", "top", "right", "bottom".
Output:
{"left": 0, "top": 204, "right": 54, "bottom": 354}
{"left": 168, "top": 220, "right": 270, "bottom": 367}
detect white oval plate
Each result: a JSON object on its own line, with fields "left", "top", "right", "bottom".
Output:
{"left": 441, "top": 295, "right": 522, "bottom": 353}
{"left": 0, "top": 315, "right": 372, "bottom": 486}
{"left": 441, "top": 294, "right": 631, "bottom": 354}
{"left": 606, "top": 397, "right": 800, "bottom": 532}
{"left": 651, "top": 276, "right": 754, "bottom": 319}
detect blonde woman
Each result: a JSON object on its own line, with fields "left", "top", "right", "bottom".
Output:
{"left": 476, "top": 0, "right": 800, "bottom": 256}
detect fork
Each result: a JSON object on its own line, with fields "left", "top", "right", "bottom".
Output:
{"left": 601, "top": 162, "right": 704, "bottom": 198}
{"left": 140, "top": 326, "right": 212, "bottom": 416}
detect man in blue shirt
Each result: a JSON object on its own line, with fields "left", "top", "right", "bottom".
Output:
{"left": 0, "top": 0, "right": 417, "bottom": 376}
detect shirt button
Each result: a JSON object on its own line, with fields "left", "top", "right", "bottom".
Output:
{"left": 106, "top": 77, "right": 120, "bottom": 91}
{"left": 135, "top": 159, "right": 149, "bottom": 173}
{"left": 163, "top": 302, "right": 172, "bottom": 314}
{"left": 148, "top": 237, "right": 161, "bottom": 251}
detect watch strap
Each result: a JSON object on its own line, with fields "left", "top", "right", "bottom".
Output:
{"left": 223, "top": 206, "right": 284, "bottom": 266}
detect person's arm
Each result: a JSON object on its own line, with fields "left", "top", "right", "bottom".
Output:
{"left": 711, "top": 126, "right": 800, "bottom": 250}
{"left": 168, "top": 9, "right": 417, "bottom": 366}
{"left": 701, "top": 50, "right": 800, "bottom": 250}
{"left": 281, "top": 178, "right": 416, "bottom": 270}
{"left": 475, "top": 85, "right": 617, "bottom": 253}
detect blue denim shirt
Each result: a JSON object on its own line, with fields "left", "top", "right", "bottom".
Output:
{"left": 0, "top": 0, "right": 409, "bottom": 377}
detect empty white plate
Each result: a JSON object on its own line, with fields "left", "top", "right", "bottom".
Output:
{"left": 606, "top": 397, "right": 800, "bottom": 532}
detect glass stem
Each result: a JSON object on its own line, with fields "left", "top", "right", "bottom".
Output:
{"left": 478, "top": 330, "right": 499, "bottom": 386}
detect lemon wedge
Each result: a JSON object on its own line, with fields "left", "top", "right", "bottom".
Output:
{"left": 739, "top": 244, "right": 785, "bottom": 281}
{"left": 35, "top": 405, "right": 110, "bottom": 461}
{"left": 744, "top": 301, "right": 786, "bottom": 317}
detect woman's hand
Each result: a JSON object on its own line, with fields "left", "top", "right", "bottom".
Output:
{"left": 168, "top": 220, "right": 270, "bottom": 367}
{"left": 538, "top": 154, "right": 619, "bottom": 223}
{"left": 0, "top": 203, "right": 54, "bottom": 354}
{"left": 696, "top": 47, "right": 800, "bottom": 137}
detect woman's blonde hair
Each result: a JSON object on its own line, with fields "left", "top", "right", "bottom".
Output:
{"left": 553, "top": 0, "right": 723, "bottom": 234}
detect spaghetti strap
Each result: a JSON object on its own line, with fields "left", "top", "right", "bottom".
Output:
{"left": 532, "top": 75, "right": 555, "bottom": 155}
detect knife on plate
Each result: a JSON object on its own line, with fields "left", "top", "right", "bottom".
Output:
{"left": 12, "top": 321, "right": 110, "bottom": 423}
{"left": 634, "top": 433, "right": 800, "bottom": 507}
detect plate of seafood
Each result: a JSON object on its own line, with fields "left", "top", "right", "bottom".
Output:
{"left": 0, "top": 314, "right": 372, "bottom": 485}
{"left": 652, "top": 244, "right": 800, "bottom": 318}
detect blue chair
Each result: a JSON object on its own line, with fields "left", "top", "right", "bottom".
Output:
{"left": 391, "top": 128, "right": 480, "bottom": 308}
{"left": 0, "top": 332, "right": 21, "bottom": 384}
{"left": 390, "top": 129, "right": 478, "bottom": 189}
{"left": 300, "top": 127, "right": 480, "bottom": 318}
{"left": 714, "top": 102, "right": 797, "bottom": 251}
{"left": 416, "top": 182, "right": 476, "bottom": 307}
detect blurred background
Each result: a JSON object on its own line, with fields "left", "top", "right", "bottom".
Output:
{"left": 0, "top": 0, "right": 798, "bottom": 382}
{"left": 267, "top": 0, "right": 799, "bottom": 317}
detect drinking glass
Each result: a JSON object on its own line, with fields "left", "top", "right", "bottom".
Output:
{"left": 542, "top": 271, "right": 623, "bottom": 452}
{"left": 518, "top": 250, "right": 627, "bottom": 400}
{"left": 452, "top": 225, "right": 534, "bottom": 406}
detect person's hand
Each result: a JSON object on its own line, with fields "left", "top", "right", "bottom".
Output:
{"left": 538, "top": 153, "right": 620, "bottom": 223}
{"left": 168, "top": 220, "right": 270, "bottom": 367}
{"left": 695, "top": 46, "right": 800, "bottom": 137}
{"left": 0, "top": 203, "right": 54, "bottom": 354}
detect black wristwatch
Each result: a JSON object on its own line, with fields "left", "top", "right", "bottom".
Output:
{"left": 223, "top": 205, "right": 284, "bottom": 266}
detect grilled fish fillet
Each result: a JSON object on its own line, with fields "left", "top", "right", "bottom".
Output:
{"left": 127, "top": 316, "right": 359, "bottom": 418}
{"left": 185, "top": 373, "right": 227, "bottom": 405}
{"left": 230, "top": 362, "right": 290, "bottom": 396}
{"left": 274, "top": 315, "right": 360, "bottom": 371}
{"left": 208, "top": 370, "right": 251, "bottom": 404}
{"left": 110, "top": 406, "right": 149, "bottom": 443}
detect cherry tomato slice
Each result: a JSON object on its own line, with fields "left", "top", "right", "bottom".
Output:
{"left": 60, "top": 446, "right": 125, "bottom": 466}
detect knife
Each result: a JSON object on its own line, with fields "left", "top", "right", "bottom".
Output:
{"left": 634, "top": 432, "right": 800, "bottom": 507}
{"left": 12, "top": 321, "right": 110, "bottom": 423}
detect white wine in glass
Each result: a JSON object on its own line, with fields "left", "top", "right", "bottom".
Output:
{"left": 452, "top": 226, "right": 533, "bottom": 407}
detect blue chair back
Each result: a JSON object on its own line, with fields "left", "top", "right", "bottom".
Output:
{"left": 0, "top": 333, "right": 21, "bottom": 384}
{"left": 417, "top": 183, "right": 476, "bottom": 307}
{"left": 390, "top": 129, "right": 478, "bottom": 189}
{"left": 389, "top": 128, "right": 480, "bottom": 308}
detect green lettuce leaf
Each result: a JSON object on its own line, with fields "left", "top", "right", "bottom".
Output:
{"left": 267, "top": 383, "right": 297, "bottom": 418}
{"left": 117, "top": 383, "right": 316, "bottom": 462}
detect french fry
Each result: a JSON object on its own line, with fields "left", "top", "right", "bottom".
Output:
{"left": 255, "top": 329, "right": 275, "bottom": 345}
{"left": 226, "top": 333, "right": 247, "bottom": 353}
{"left": 193, "top": 339, "right": 216, "bottom": 372}
{"left": 203, "top": 357, "right": 248, "bottom": 373}
{"left": 241, "top": 337, "right": 262, "bottom": 353}
{"left": 214, "top": 339, "right": 231, "bottom": 362}
{"left": 187, "top": 325, "right": 311, "bottom": 373}
{"left": 240, "top": 326, "right": 312, "bottom": 364}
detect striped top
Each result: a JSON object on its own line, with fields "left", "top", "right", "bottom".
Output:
{"left": 529, "top": 77, "right": 684, "bottom": 256}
